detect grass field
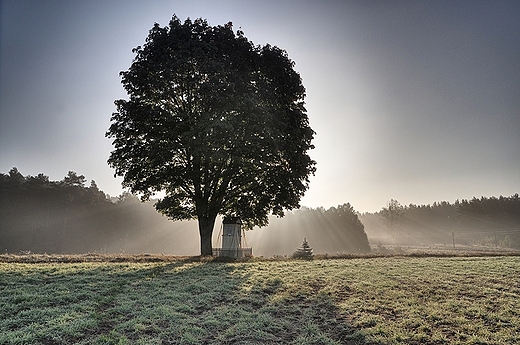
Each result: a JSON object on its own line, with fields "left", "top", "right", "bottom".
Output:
{"left": 1, "top": 255, "right": 519, "bottom": 344}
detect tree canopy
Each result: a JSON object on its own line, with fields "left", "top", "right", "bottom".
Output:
{"left": 106, "top": 16, "right": 315, "bottom": 255}
{"left": 381, "top": 199, "right": 404, "bottom": 230}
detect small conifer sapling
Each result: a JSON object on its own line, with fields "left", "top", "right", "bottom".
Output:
{"left": 293, "top": 238, "right": 314, "bottom": 260}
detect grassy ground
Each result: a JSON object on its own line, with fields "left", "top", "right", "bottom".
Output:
{"left": 1, "top": 255, "right": 519, "bottom": 344}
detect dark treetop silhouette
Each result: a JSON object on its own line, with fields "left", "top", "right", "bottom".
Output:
{"left": 106, "top": 16, "right": 316, "bottom": 255}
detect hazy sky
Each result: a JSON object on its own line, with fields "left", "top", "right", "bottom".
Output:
{"left": 1, "top": 0, "right": 519, "bottom": 213}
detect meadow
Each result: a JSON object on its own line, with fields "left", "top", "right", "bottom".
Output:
{"left": 1, "top": 255, "right": 519, "bottom": 344}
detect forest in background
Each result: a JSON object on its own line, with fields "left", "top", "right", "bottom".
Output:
{"left": 1, "top": 168, "right": 519, "bottom": 255}
{"left": 0, "top": 168, "right": 369, "bottom": 256}
{"left": 361, "top": 196, "right": 520, "bottom": 250}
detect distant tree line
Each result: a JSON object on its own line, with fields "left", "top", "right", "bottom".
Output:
{"left": 0, "top": 168, "right": 199, "bottom": 254}
{"left": 5, "top": 167, "right": 515, "bottom": 254}
{"left": 360, "top": 195, "right": 520, "bottom": 249}
{"left": 246, "top": 203, "right": 371, "bottom": 257}
{"left": 0, "top": 168, "right": 368, "bottom": 255}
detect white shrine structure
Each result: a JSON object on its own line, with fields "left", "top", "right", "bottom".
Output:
{"left": 212, "top": 217, "right": 252, "bottom": 258}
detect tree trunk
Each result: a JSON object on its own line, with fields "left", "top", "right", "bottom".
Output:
{"left": 198, "top": 215, "right": 217, "bottom": 256}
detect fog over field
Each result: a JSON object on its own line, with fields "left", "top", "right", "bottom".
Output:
{"left": 1, "top": 170, "right": 518, "bottom": 256}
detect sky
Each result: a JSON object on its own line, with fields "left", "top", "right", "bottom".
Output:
{"left": 1, "top": 0, "right": 519, "bottom": 213}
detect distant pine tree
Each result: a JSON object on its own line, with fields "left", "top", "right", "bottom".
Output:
{"left": 293, "top": 238, "right": 314, "bottom": 260}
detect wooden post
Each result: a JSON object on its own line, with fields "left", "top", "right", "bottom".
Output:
{"left": 452, "top": 232, "right": 455, "bottom": 248}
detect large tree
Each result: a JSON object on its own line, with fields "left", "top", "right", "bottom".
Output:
{"left": 106, "top": 16, "right": 316, "bottom": 255}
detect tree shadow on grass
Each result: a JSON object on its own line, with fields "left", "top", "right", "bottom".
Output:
{"left": 0, "top": 259, "right": 371, "bottom": 344}
{"left": 228, "top": 269, "right": 370, "bottom": 345}
{"left": 126, "top": 260, "right": 371, "bottom": 345}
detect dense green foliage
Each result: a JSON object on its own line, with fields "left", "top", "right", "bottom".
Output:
{"left": 106, "top": 16, "right": 315, "bottom": 255}
{"left": 1, "top": 256, "right": 519, "bottom": 344}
